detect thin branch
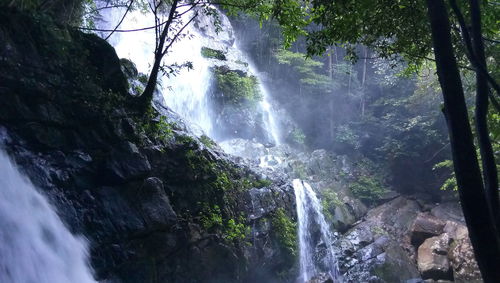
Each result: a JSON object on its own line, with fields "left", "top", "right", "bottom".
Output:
{"left": 489, "top": 93, "right": 500, "bottom": 112}
{"left": 76, "top": 22, "right": 167, "bottom": 33}
{"left": 105, "top": 0, "right": 134, "bottom": 40}
{"left": 424, "top": 143, "right": 450, "bottom": 163}
{"left": 88, "top": 4, "right": 129, "bottom": 14}
{"left": 162, "top": 12, "right": 199, "bottom": 57}
{"left": 449, "top": 0, "right": 500, "bottom": 97}
{"left": 483, "top": 37, "right": 500, "bottom": 44}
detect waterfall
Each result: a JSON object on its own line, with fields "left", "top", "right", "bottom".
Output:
{"left": 243, "top": 54, "right": 282, "bottom": 145}
{"left": 97, "top": 4, "right": 214, "bottom": 136}
{"left": 293, "top": 179, "right": 341, "bottom": 282}
{"left": 96, "top": 4, "right": 281, "bottom": 143}
{"left": 0, "top": 150, "right": 95, "bottom": 283}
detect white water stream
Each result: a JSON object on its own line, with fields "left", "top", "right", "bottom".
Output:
{"left": 0, "top": 150, "right": 95, "bottom": 283}
{"left": 293, "top": 179, "right": 341, "bottom": 282}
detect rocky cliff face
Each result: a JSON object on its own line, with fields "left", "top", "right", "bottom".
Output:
{"left": 0, "top": 9, "right": 297, "bottom": 282}
{"left": 222, "top": 138, "right": 482, "bottom": 283}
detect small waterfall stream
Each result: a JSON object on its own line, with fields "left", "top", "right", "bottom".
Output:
{"left": 0, "top": 150, "right": 95, "bottom": 283}
{"left": 293, "top": 179, "right": 341, "bottom": 282}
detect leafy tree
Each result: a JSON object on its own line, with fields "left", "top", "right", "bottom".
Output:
{"left": 265, "top": 0, "right": 500, "bottom": 280}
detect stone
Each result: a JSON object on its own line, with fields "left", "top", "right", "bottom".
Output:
{"left": 448, "top": 235, "right": 482, "bottom": 282}
{"left": 417, "top": 234, "right": 452, "bottom": 280}
{"left": 410, "top": 213, "right": 446, "bottom": 247}
{"left": 442, "top": 221, "right": 468, "bottom": 241}
{"left": 103, "top": 142, "right": 151, "bottom": 184}
{"left": 137, "top": 177, "right": 177, "bottom": 228}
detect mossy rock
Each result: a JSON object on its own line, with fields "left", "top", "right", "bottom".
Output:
{"left": 213, "top": 66, "right": 262, "bottom": 106}
{"left": 201, "top": 47, "right": 226, "bottom": 60}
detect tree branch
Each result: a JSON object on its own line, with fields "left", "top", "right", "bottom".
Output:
{"left": 105, "top": 0, "right": 134, "bottom": 40}
{"left": 449, "top": 0, "right": 500, "bottom": 98}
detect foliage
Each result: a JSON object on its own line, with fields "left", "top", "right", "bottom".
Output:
{"left": 275, "top": 49, "right": 331, "bottom": 90}
{"left": 288, "top": 128, "right": 306, "bottom": 145}
{"left": 201, "top": 47, "right": 227, "bottom": 60}
{"left": 200, "top": 204, "right": 224, "bottom": 230}
{"left": 333, "top": 125, "right": 361, "bottom": 150}
{"left": 199, "top": 134, "right": 218, "bottom": 149}
{"left": 271, "top": 208, "right": 297, "bottom": 258}
{"left": 251, "top": 178, "right": 273, "bottom": 188}
{"left": 5, "top": 0, "right": 89, "bottom": 23}
{"left": 214, "top": 67, "right": 262, "bottom": 105}
{"left": 224, "top": 217, "right": 251, "bottom": 241}
{"left": 349, "top": 172, "right": 387, "bottom": 205}
{"left": 200, "top": 205, "right": 249, "bottom": 242}
{"left": 433, "top": 160, "right": 458, "bottom": 191}
{"left": 320, "top": 189, "right": 342, "bottom": 223}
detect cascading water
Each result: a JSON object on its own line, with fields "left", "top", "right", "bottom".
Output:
{"left": 0, "top": 150, "right": 95, "bottom": 283}
{"left": 97, "top": 4, "right": 214, "bottom": 136}
{"left": 238, "top": 47, "right": 282, "bottom": 145}
{"left": 293, "top": 179, "right": 341, "bottom": 282}
{"left": 97, "top": 3, "right": 281, "bottom": 143}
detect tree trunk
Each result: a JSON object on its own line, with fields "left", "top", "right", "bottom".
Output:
{"left": 139, "top": 0, "right": 179, "bottom": 111}
{"left": 469, "top": 0, "right": 500, "bottom": 231}
{"left": 426, "top": 0, "right": 500, "bottom": 281}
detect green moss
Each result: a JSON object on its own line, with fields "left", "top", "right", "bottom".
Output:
{"left": 214, "top": 67, "right": 262, "bottom": 105}
{"left": 224, "top": 217, "right": 251, "bottom": 241}
{"left": 234, "top": 60, "right": 249, "bottom": 67}
{"left": 214, "top": 172, "right": 232, "bottom": 191}
{"left": 200, "top": 204, "right": 224, "bottom": 230}
{"left": 253, "top": 178, "right": 273, "bottom": 188}
{"left": 201, "top": 47, "right": 226, "bottom": 60}
{"left": 136, "top": 110, "right": 175, "bottom": 145}
{"left": 271, "top": 208, "right": 298, "bottom": 260}
{"left": 177, "top": 134, "right": 196, "bottom": 146}
{"left": 200, "top": 205, "right": 249, "bottom": 242}
{"left": 200, "top": 134, "right": 218, "bottom": 149}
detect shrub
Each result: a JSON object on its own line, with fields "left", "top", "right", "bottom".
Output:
{"left": 213, "top": 67, "right": 262, "bottom": 105}
{"left": 201, "top": 47, "right": 227, "bottom": 60}
{"left": 349, "top": 175, "right": 387, "bottom": 205}
{"left": 271, "top": 208, "right": 297, "bottom": 258}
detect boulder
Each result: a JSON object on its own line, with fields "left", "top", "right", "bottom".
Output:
{"left": 417, "top": 234, "right": 452, "bottom": 280}
{"left": 410, "top": 213, "right": 446, "bottom": 247}
{"left": 136, "top": 177, "right": 177, "bottom": 228}
{"left": 103, "top": 142, "right": 151, "bottom": 184}
{"left": 442, "top": 221, "right": 468, "bottom": 241}
{"left": 448, "top": 231, "right": 482, "bottom": 282}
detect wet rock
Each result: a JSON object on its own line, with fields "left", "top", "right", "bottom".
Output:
{"left": 442, "top": 221, "right": 468, "bottom": 241}
{"left": 417, "top": 234, "right": 452, "bottom": 281}
{"left": 410, "top": 213, "right": 446, "bottom": 247}
{"left": 103, "top": 142, "right": 151, "bottom": 184}
{"left": 136, "top": 177, "right": 177, "bottom": 228}
{"left": 307, "top": 272, "right": 333, "bottom": 283}
{"left": 448, "top": 231, "right": 482, "bottom": 282}
{"left": 343, "top": 236, "right": 420, "bottom": 282}
{"left": 430, "top": 202, "right": 465, "bottom": 223}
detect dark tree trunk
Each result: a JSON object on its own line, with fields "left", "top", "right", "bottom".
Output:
{"left": 139, "top": 0, "right": 179, "bottom": 111}
{"left": 425, "top": 0, "right": 500, "bottom": 282}
{"left": 469, "top": 0, "right": 500, "bottom": 230}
